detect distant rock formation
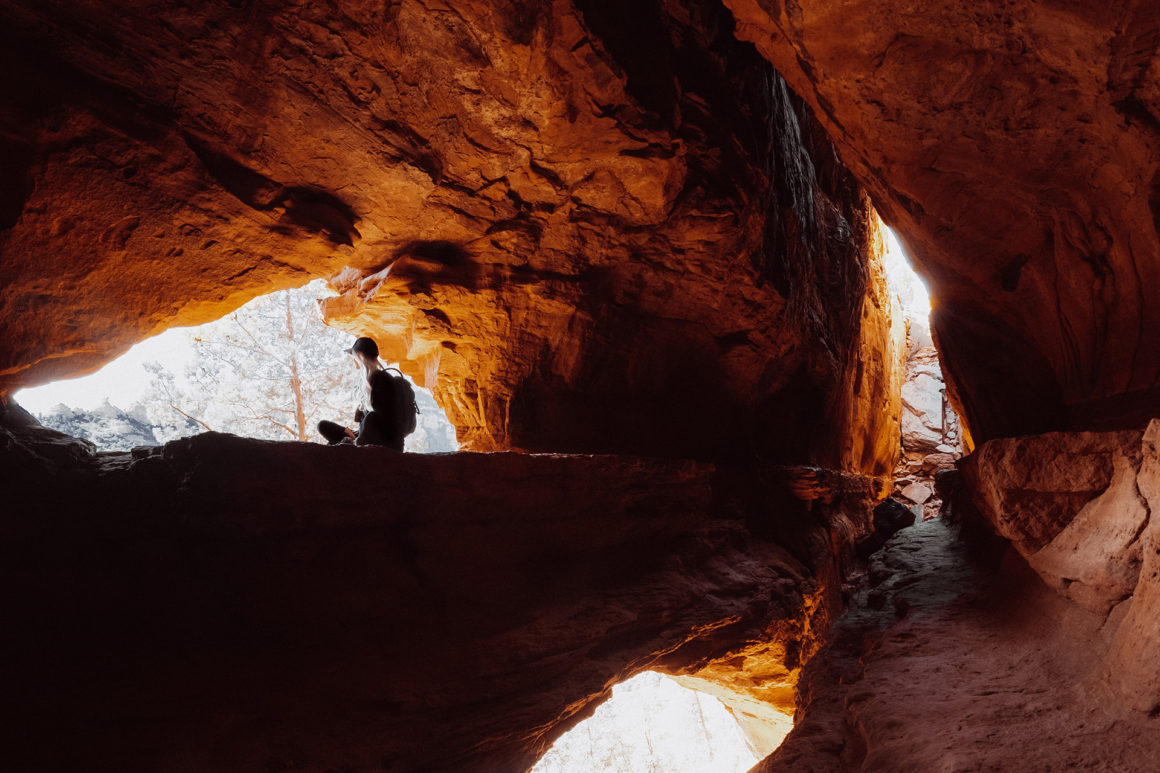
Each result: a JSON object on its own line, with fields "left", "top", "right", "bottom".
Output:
{"left": 36, "top": 400, "right": 161, "bottom": 450}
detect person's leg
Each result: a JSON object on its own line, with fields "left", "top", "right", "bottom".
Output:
{"left": 354, "top": 412, "right": 401, "bottom": 450}
{"left": 318, "top": 420, "right": 352, "bottom": 445}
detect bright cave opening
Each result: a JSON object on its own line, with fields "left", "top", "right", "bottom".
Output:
{"left": 531, "top": 671, "right": 790, "bottom": 773}
{"left": 15, "top": 279, "right": 458, "bottom": 453}
{"left": 878, "top": 221, "right": 965, "bottom": 519}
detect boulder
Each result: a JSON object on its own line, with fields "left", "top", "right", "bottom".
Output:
{"left": 900, "top": 481, "right": 933, "bottom": 505}
{"left": 920, "top": 452, "right": 956, "bottom": 473}
{"left": 961, "top": 420, "right": 1160, "bottom": 714}
{"left": 960, "top": 429, "right": 1143, "bottom": 553}
{"left": 1101, "top": 420, "right": 1160, "bottom": 712}
{"left": 855, "top": 497, "right": 916, "bottom": 559}
{"left": 901, "top": 410, "right": 945, "bottom": 455}
{"left": 900, "top": 373, "right": 945, "bottom": 431}
{"left": 1025, "top": 449, "right": 1148, "bottom": 613}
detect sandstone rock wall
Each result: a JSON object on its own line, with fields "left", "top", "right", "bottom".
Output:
{"left": 724, "top": 0, "right": 1160, "bottom": 442}
{"left": 0, "top": 0, "right": 903, "bottom": 470}
{"left": 961, "top": 421, "right": 1160, "bottom": 714}
{"left": 0, "top": 403, "right": 882, "bottom": 772}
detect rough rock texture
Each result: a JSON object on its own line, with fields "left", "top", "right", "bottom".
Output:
{"left": 0, "top": 0, "right": 903, "bottom": 470}
{"left": 898, "top": 334, "right": 960, "bottom": 457}
{"left": 1101, "top": 420, "right": 1160, "bottom": 712}
{"left": 725, "top": 0, "right": 1160, "bottom": 442}
{"left": 891, "top": 323, "right": 961, "bottom": 519}
{"left": 961, "top": 427, "right": 1144, "bottom": 559}
{"left": 0, "top": 403, "right": 882, "bottom": 772}
{"left": 750, "top": 425, "right": 1160, "bottom": 770}
{"left": 962, "top": 421, "right": 1160, "bottom": 716}
{"left": 756, "top": 519, "right": 1160, "bottom": 772}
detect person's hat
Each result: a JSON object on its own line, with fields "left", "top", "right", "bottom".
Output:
{"left": 344, "top": 336, "right": 379, "bottom": 358}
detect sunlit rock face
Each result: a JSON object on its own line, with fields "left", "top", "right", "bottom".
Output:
{"left": 1, "top": 406, "right": 880, "bottom": 772}
{"left": 0, "top": 0, "right": 903, "bottom": 470}
{"left": 725, "top": 0, "right": 1160, "bottom": 442}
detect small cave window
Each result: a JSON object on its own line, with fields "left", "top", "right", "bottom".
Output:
{"left": 880, "top": 222, "right": 932, "bottom": 330}
{"left": 16, "top": 279, "right": 458, "bottom": 453}
{"left": 531, "top": 671, "right": 785, "bottom": 773}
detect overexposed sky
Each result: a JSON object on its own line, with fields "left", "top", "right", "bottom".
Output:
{"left": 881, "top": 224, "right": 931, "bottom": 323}
{"left": 15, "top": 279, "right": 341, "bottom": 416}
{"left": 532, "top": 671, "right": 763, "bottom": 773}
{"left": 15, "top": 328, "right": 195, "bottom": 414}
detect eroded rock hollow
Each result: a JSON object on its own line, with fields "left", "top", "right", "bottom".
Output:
{"left": 0, "top": 0, "right": 903, "bottom": 468}
{"left": 5, "top": 0, "right": 1160, "bottom": 770}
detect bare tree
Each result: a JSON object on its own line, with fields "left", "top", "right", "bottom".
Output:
{"left": 142, "top": 281, "right": 361, "bottom": 443}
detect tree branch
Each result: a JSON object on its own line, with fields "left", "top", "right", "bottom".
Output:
{"left": 169, "top": 403, "right": 214, "bottom": 432}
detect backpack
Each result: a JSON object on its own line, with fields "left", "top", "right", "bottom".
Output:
{"left": 369, "top": 367, "right": 419, "bottom": 437}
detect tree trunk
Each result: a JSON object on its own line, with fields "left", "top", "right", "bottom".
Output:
{"left": 285, "top": 293, "right": 307, "bottom": 441}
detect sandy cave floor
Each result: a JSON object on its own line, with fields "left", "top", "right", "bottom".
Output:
{"left": 759, "top": 519, "right": 1160, "bottom": 772}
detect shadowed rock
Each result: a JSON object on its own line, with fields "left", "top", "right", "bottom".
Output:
{"left": 0, "top": 405, "right": 881, "bottom": 772}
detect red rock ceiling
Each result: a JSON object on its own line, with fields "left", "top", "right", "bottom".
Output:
{"left": 724, "top": 0, "right": 1160, "bottom": 442}
{"left": 0, "top": 0, "right": 903, "bottom": 470}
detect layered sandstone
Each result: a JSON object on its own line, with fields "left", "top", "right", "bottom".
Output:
{"left": 0, "top": 403, "right": 883, "bottom": 772}
{"left": 725, "top": 0, "right": 1160, "bottom": 442}
{"left": 0, "top": 0, "right": 903, "bottom": 470}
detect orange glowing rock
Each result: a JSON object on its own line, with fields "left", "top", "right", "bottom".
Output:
{"left": 0, "top": 0, "right": 903, "bottom": 471}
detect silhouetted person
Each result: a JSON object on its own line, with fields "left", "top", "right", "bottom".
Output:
{"left": 318, "top": 337, "right": 406, "bottom": 451}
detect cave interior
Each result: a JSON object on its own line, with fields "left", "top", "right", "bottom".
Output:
{"left": 3, "top": 0, "right": 1160, "bottom": 770}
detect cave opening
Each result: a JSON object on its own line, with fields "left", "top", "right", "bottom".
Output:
{"left": 531, "top": 670, "right": 787, "bottom": 773}
{"left": 15, "top": 279, "right": 458, "bottom": 452}
{"left": 879, "top": 222, "right": 965, "bottom": 519}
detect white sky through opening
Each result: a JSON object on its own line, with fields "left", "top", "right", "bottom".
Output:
{"left": 15, "top": 281, "right": 457, "bottom": 453}
{"left": 16, "top": 327, "right": 197, "bottom": 414}
{"left": 531, "top": 671, "right": 771, "bottom": 773}
{"left": 880, "top": 222, "right": 932, "bottom": 327}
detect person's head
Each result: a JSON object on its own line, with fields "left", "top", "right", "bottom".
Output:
{"left": 345, "top": 336, "right": 379, "bottom": 367}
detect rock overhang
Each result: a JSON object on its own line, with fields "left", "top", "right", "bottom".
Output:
{"left": 0, "top": 0, "right": 903, "bottom": 471}
{"left": 723, "top": 0, "right": 1160, "bottom": 442}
